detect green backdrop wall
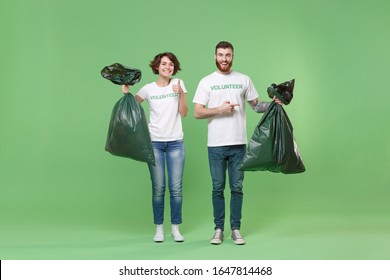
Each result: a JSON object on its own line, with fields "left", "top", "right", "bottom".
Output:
{"left": 1, "top": 0, "right": 389, "bottom": 259}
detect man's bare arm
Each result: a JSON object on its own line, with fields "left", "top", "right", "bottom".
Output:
{"left": 248, "top": 98, "right": 270, "bottom": 113}
{"left": 194, "top": 102, "right": 238, "bottom": 119}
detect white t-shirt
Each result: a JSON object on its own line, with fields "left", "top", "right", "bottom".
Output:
{"left": 193, "top": 71, "right": 258, "bottom": 147}
{"left": 137, "top": 78, "right": 187, "bottom": 141}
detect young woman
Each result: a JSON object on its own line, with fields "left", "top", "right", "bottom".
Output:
{"left": 122, "top": 52, "right": 188, "bottom": 242}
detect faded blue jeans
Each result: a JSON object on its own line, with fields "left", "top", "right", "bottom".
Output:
{"left": 148, "top": 140, "right": 185, "bottom": 225}
{"left": 208, "top": 145, "right": 246, "bottom": 231}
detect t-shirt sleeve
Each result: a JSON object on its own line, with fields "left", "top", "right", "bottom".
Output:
{"left": 136, "top": 84, "right": 149, "bottom": 101}
{"left": 193, "top": 80, "right": 209, "bottom": 105}
{"left": 245, "top": 77, "right": 259, "bottom": 101}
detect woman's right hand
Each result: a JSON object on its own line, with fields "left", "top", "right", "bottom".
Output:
{"left": 121, "top": 84, "right": 130, "bottom": 94}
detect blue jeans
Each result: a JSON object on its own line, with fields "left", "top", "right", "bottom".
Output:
{"left": 208, "top": 145, "right": 246, "bottom": 231}
{"left": 148, "top": 140, "right": 185, "bottom": 225}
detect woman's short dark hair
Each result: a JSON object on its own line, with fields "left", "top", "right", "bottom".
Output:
{"left": 215, "top": 41, "right": 234, "bottom": 53}
{"left": 149, "top": 52, "right": 181, "bottom": 75}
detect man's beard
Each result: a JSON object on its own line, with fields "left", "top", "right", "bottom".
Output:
{"left": 215, "top": 60, "right": 233, "bottom": 73}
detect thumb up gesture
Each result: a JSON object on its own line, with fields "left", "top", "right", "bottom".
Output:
{"left": 172, "top": 79, "right": 183, "bottom": 94}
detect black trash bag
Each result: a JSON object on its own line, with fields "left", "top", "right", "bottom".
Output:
{"left": 267, "top": 79, "right": 295, "bottom": 105}
{"left": 105, "top": 93, "right": 155, "bottom": 165}
{"left": 101, "top": 63, "right": 142, "bottom": 85}
{"left": 240, "top": 80, "right": 305, "bottom": 174}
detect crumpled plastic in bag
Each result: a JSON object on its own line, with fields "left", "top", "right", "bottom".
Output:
{"left": 101, "top": 63, "right": 142, "bottom": 85}
{"left": 267, "top": 79, "right": 295, "bottom": 105}
{"left": 240, "top": 79, "right": 305, "bottom": 174}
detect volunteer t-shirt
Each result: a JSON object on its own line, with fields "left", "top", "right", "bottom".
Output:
{"left": 137, "top": 78, "right": 187, "bottom": 141}
{"left": 193, "top": 71, "right": 258, "bottom": 147}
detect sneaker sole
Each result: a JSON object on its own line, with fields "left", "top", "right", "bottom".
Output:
{"left": 174, "top": 238, "right": 185, "bottom": 242}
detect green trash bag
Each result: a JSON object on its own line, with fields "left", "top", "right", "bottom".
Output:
{"left": 105, "top": 93, "right": 155, "bottom": 165}
{"left": 102, "top": 64, "right": 155, "bottom": 165}
{"left": 240, "top": 79, "right": 305, "bottom": 174}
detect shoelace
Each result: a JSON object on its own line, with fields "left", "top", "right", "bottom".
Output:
{"left": 233, "top": 231, "right": 242, "bottom": 239}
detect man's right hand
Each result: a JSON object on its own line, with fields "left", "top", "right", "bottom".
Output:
{"left": 219, "top": 101, "right": 239, "bottom": 114}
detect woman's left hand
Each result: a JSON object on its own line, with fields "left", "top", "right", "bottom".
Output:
{"left": 172, "top": 80, "right": 183, "bottom": 94}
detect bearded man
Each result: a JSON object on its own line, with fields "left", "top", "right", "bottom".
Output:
{"left": 193, "top": 41, "right": 282, "bottom": 245}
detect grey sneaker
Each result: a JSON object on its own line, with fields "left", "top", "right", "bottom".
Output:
{"left": 231, "top": 229, "right": 246, "bottom": 245}
{"left": 210, "top": 229, "right": 224, "bottom": 245}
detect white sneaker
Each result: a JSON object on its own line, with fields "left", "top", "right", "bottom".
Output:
{"left": 171, "top": 224, "right": 184, "bottom": 242}
{"left": 153, "top": 224, "right": 164, "bottom": 242}
{"left": 231, "top": 229, "right": 246, "bottom": 245}
{"left": 210, "top": 229, "right": 224, "bottom": 245}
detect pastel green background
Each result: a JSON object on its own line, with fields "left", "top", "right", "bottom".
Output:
{"left": 1, "top": 0, "right": 389, "bottom": 260}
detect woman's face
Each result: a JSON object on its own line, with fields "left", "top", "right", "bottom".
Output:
{"left": 157, "top": 56, "right": 175, "bottom": 78}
